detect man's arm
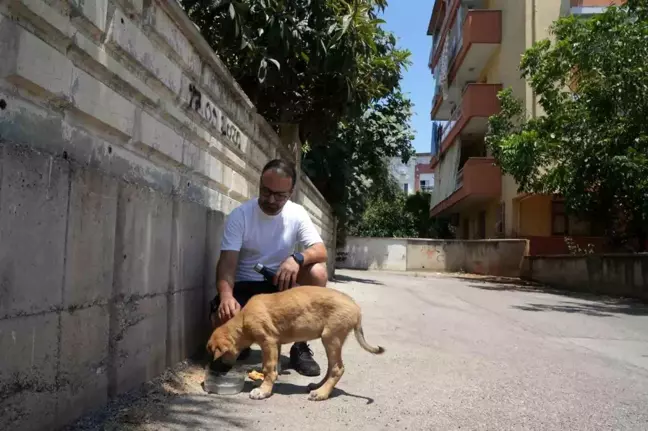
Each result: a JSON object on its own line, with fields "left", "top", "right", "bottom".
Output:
{"left": 215, "top": 208, "right": 244, "bottom": 320}
{"left": 301, "top": 241, "right": 328, "bottom": 266}
{"left": 297, "top": 207, "right": 327, "bottom": 264}
{"left": 216, "top": 250, "right": 239, "bottom": 299}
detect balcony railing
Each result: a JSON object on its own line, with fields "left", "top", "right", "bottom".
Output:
{"left": 456, "top": 168, "right": 464, "bottom": 190}
{"left": 441, "top": 106, "right": 462, "bottom": 143}
{"left": 429, "top": 0, "right": 460, "bottom": 69}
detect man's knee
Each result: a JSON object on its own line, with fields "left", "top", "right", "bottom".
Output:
{"left": 298, "top": 263, "right": 328, "bottom": 287}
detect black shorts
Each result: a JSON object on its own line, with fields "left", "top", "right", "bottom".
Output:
{"left": 209, "top": 281, "right": 278, "bottom": 315}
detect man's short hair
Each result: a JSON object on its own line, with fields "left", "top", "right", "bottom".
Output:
{"left": 261, "top": 159, "right": 297, "bottom": 188}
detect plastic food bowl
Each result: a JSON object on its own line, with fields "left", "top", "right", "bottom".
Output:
{"left": 203, "top": 362, "right": 247, "bottom": 395}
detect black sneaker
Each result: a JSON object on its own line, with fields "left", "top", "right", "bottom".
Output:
{"left": 290, "top": 342, "right": 321, "bottom": 376}
{"left": 238, "top": 347, "right": 252, "bottom": 361}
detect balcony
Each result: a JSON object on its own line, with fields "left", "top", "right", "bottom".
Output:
{"left": 431, "top": 83, "right": 502, "bottom": 168}
{"left": 430, "top": 157, "right": 501, "bottom": 217}
{"left": 570, "top": 0, "right": 624, "bottom": 14}
{"left": 571, "top": 0, "right": 623, "bottom": 5}
{"left": 432, "top": 9, "right": 502, "bottom": 120}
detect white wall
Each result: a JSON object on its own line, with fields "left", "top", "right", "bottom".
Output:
{"left": 337, "top": 238, "right": 408, "bottom": 271}
{"left": 338, "top": 237, "right": 529, "bottom": 277}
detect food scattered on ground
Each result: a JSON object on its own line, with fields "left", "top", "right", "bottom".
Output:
{"left": 248, "top": 370, "right": 264, "bottom": 381}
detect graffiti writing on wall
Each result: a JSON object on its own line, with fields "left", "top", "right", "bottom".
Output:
{"left": 424, "top": 243, "right": 446, "bottom": 263}
{"left": 187, "top": 84, "right": 242, "bottom": 149}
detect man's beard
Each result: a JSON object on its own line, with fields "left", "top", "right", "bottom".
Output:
{"left": 259, "top": 200, "right": 281, "bottom": 214}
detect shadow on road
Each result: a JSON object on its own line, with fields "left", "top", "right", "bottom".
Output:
{"left": 510, "top": 300, "right": 648, "bottom": 317}
{"left": 333, "top": 273, "right": 384, "bottom": 285}
{"left": 271, "top": 381, "right": 375, "bottom": 404}
{"left": 465, "top": 280, "right": 648, "bottom": 317}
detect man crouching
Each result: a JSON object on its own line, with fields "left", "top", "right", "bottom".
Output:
{"left": 208, "top": 158, "right": 328, "bottom": 376}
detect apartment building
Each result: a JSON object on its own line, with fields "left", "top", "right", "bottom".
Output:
{"left": 426, "top": 0, "right": 622, "bottom": 253}
{"left": 389, "top": 153, "right": 435, "bottom": 195}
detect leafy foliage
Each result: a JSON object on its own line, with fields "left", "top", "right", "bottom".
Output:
{"left": 405, "top": 191, "right": 453, "bottom": 239}
{"left": 179, "top": 0, "right": 409, "bottom": 142}
{"left": 349, "top": 182, "right": 453, "bottom": 239}
{"left": 486, "top": 0, "right": 648, "bottom": 249}
{"left": 179, "top": 0, "right": 414, "bottom": 243}
{"left": 301, "top": 90, "right": 415, "bottom": 242}
{"left": 349, "top": 190, "right": 417, "bottom": 238}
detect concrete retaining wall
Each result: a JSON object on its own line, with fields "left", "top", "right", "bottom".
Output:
{"left": 0, "top": 1, "right": 335, "bottom": 429}
{"left": 522, "top": 255, "right": 648, "bottom": 301}
{"left": 338, "top": 237, "right": 529, "bottom": 277}
{"left": 337, "top": 238, "right": 408, "bottom": 271}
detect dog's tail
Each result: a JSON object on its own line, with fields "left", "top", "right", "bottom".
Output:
{"left": 354, "top": 317, "right": 385, "bottom": 355}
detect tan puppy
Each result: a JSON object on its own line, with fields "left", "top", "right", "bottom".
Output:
{"left": 206, "top": 285, "right": 384, "bottom": 401}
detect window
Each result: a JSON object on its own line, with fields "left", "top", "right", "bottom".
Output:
{"left": 551, "top": 200, "right": 568, "bottom": 235}
{"left": 552, "top": 197, "right": 592, "bottom": 236}
{"left": 403, "top": 183, "right": 409, "bottom": 194}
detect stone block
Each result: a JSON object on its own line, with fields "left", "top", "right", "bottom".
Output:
{"left": 107, "top": 8, "right": 182, "bottom": 94}
{"left": 0, "top": 146, "right": 69, "bottom": 318}
{"left": 64, "top": 167, "right": 118, "bottom": 307}
{"left": 230, "top": 169, "right": 249, "bottom": 199}
{"left": 167, "top": 288, "right": 206, "bottom": 366}
{"left": 70, "top": 66, "right": 136, "bottom": 138}
{"left": 15, "top": 0, "right": 74, "bottom": 41}
{"left": 204, "top": 210, "right": 226, "bottom": 295}
{"left": 56, "top": 305, "right": 109, "bottom": 426}
{"left": 69, "top": 0, "right": 109, "bottom": 37}
{"left": 135, "top": 111, "right": 183, "bottom": 163}
{"left": 70, "top": 31, "right": 160, "bottom": 105}
{"left": 113, "top": 183, "right": 173, "bottom": 298}
{"left": 170, "top": 200, "right": 207, "bottom": 292}
{"left": 153, "top": 6, "right": 201, "bottom": 76}
{"left": 0, "top": 312, "right": 60, "bottom": 431}
{"left": 117, "top": 0, "right": 144, "bottom": 15}
{"left": 0, "top": 16, "right": 73, "bottom": 99}
{"left": 182, "top": 141, "right": 226, "bottom": 188}
{"left": 110, "top": 295, "right": 167, "bottom": 396}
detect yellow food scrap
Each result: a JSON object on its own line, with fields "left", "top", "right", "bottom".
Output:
{"left": 248, "top": 370, "right": 264, "bottom": 381}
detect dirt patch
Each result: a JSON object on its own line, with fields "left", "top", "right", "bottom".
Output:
{"left": 65, "top": 360, "right": 208, "bottom": 431}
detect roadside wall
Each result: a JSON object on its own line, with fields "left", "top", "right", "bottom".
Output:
{"left": 0, "top": 1, "right": 335, "bottom": 430}
{"left": 522, "top": 255, "right": 648, "bottom": 301}
{"left": 338, "top": 238, "right": 408, "bottom": 271}
{"left": 338, "top": 237, "right": 529, "bottom": 277}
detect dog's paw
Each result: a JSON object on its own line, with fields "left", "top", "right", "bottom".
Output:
{"left": 249, "top": 388, "right": 271, "bottom": 400}
{"left": 308, "top": 390, "right": 329, "bottom": 401}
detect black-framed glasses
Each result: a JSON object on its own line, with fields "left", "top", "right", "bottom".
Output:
{"left": 259, "top": 186, "right": 291, "bottom": 201}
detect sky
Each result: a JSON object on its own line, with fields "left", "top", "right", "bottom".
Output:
{"left": 382, "top": 0, "right": 435, "bottom": 155}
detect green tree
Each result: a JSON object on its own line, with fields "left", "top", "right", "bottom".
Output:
{"left": 348, "top": 189, "right": 417, "bottom": 238}
{"left": 179, "top": 0, "right": 414, "bottom": 243}
{"left": 347, "top": 183, "right": 454, "bottom": 240}
{"left": 405, "top": 192, "right": 453, "bottom": 239}
{"left": 486, "top": 0, "right": 648, "bottom": 250}
{"left": 301, "top": 90, "right": 415, "bottom": 243}
{"left": 179, "top": 0, "right": 409, "bottom": 142}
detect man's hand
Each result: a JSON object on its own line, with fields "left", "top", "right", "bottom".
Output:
{"left": 218, "top": 294, "right": 241, "bottom": 322}
{"left": 275, "top": 256, "right": 300, "bottom": 291}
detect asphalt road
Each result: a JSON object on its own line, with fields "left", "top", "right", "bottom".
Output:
{"left": 71, "top": 270, "right": 648, "bottom": 430}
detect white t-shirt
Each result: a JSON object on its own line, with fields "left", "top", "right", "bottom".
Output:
{"left": 220, "top": 198, "right": 324, "bottom": 282}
